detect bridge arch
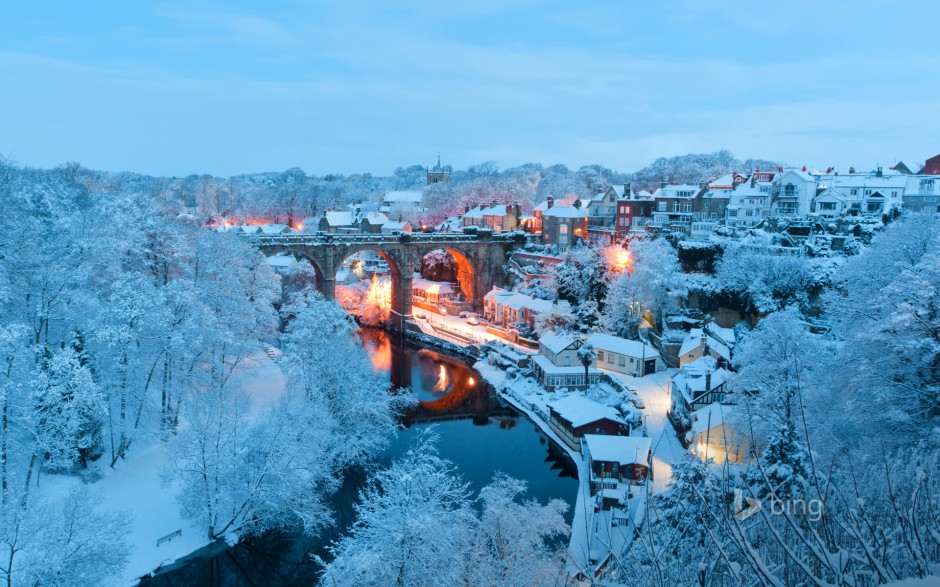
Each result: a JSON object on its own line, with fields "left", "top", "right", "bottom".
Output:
{"left": 246, "top": 233, "right": 508, "bottom": 330}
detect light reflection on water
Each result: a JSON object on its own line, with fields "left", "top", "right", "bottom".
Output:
{"left": 141, "top": 329, "right": 578, "bottom": 587}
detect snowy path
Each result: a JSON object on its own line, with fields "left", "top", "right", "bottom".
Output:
{"left": 608, "top": 369, "right": 687, "bottom": 494}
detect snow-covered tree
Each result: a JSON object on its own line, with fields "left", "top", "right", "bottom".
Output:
{"left": 730, "top": 305, "right": 829, "bottom": 459}
{"left": 602, "top": 237, "right": 686, "bottom": 336}
{"left": 825, "top": 213, "right": 940, "bottom": 447}
{"left": 320, "top": 433, "right": 475, "bottom": 587}
{"left": 549, "top": 243, "right": 608, "bottom": 305}
{"left": 29, "top": 346, "right": 105, "bottom": 472}
{"left": 465, "top": 474, "right": 569, "bottom": 586}
{"left": 577, "top": 342, "right": 596, "bottom": 384}
{"left": 745, "top": 420, "right": 811, "bottom": 500}
{"left": 715, "top": 238, "right": 813, "bottom": 313}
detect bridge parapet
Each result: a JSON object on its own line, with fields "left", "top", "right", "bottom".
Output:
{"left": 238, "top": 232, "right": 485, "bottom": 247}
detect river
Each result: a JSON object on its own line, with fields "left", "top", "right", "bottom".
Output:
{"left": 140, "top": 329, "right": 578, "bottom": 586}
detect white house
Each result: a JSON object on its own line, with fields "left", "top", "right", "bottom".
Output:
{"left": 532, "top": 331, "right": 599, "bottom": 390}
{"left": 679, "top": 328, "right": 731, "bottom": 366}
{"left": 772, "top": 169, "right": 817, "bottom": 216}
{"left": 585, "top": 333, "right": 662, "bottom": 377}
{"left": 691, "top": 403, "right": 747, "bottom": 463}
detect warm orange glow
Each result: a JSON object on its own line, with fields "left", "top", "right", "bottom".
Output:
{"left": 468, "top": 376, "right": 475, "bottom": 386}
{"left": 296, "top": 222, "right": 303, "bottom": 231}
{"left": 432, "top": 364, "right": 449, "bottom": 393}
{"left": 604, "top": 246, "right": 634, "bottom": 274}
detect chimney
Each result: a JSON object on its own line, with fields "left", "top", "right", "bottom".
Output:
{"left": 513, "top": 202, "right": 521, "bottom": 220}
{"left": 699, "top": 181, "right": 708, "bottom": 191}
{"left": 660, "top": 180, "right": 668, "bottom": 189}
{"left": 705, "top": 371, "right": 712, "bottom": 391}
{"left": 777, "top": 166, "right": 783, "bottom": 173}
{"left": 547, "top": 196, "right": 554, "bottom": 209}
{"left": 849, "top": 166, "right": 856, "bottom": 174}
{"left": 465, "top": 204, "right": 470, "bottom": 214}
{"left": 573, "top": 199, "right": 582, "bottom": 210}
{"left": 802, "top": 165, "right": 807, "bottom": 172}
{"left": 750, "top": 175, "right": 756, "bottom": 188}
{"left": 876, "top": 166, "right": 883, "bottom": 177}
{"left": 624, "top": 183, "right": 631, "bottom": 198}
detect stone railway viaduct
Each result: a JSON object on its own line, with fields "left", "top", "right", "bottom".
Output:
{"left": 242, "top": 232, "right": 517, "bottom": 330}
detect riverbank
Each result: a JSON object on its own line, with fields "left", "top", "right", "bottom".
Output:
{"left": 474, "top": 359, "right": 674, "bottom": 581}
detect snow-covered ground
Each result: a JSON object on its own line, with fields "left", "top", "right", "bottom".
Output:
{"left": 605, "top": 368, "right": 687, "bottom": 494}
{"left": 41, "top": 351, "right": 286, "bottom": 586}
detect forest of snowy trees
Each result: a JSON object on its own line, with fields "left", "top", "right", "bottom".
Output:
{"left": 0, "top": 155, "right": 937, "bottom": 586}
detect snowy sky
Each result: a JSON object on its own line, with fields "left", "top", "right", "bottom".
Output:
{"left": 2, "top": 1, "right": 939, "bottom": 177}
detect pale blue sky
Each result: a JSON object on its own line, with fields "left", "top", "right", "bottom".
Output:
{"left": 2, "top": 1, "right": 938, "bottom": 177}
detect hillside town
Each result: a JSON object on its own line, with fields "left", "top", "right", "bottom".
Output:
{"left": 210, "top": 152, "right": 940, "bottom": 583}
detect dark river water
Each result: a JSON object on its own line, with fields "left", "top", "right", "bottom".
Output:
{"left": 140, "top": 329, "right": 577, "bottom": 586}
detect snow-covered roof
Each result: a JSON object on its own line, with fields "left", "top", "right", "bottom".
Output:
{"left": 383, "top": 190, "right": 424, "bottom": 204}
{"left": 583, "top": 434, "right": 651, "bottom": 466}
{"left": 708, "top": 174, "right": 736, "bottom": 189}
{"left": 586, "top": 333, "right": 660, "bottom": 361}
{"left": 363, "top": 212, "right": 389, "bottom": 225}
{"left": 324, "top": 211, "right": 355, "bottom": 226}
{"left": 483, "top": 204, "right": 508, "bottom": 216}
{"left": 266, "top": 254, "right": 296, "bottom": 269}
{"left": 413, "top": 278, "right": 454, "bottom": 295}
{"left": 540, "top": 330, "right": 580, "bottom": 354}
{"left": 635, "top": 189, "right": 653, "bottom": 199}
{"left": 463, "top": 206, "right": 485, "bottom": 219}
{"left": 659, "top": 184, "right": 701, "bottom": 197}
{"left": 692, "top": 403, "right": 734, "bottom": 435}
{"left": 533, "top": 201, "right": 550, "bottom": 213}
{"left": 704, "top": 323, "right": 736, "bottom": 347}
{"left": 258, "top": 224, "right": 292, "bottom": 234}
{"left": 542, "top": 205, "right": 587, "bottom": 219}
{"left": 485, "top": 288, "right": 570, "bottom": 314}
{"left": 382, "top": 221, "right": 411, "bottom": 231}
{"left": 533, "top": 355, "right": 600, "bottom": 377}
{"left": 547, "top": 394, "right": 625, "bottom": 428}
{"left": 673, "top": 357, "right": 733, "bottom": 403}
{"left": 679, "top": 328, "right": 731, "bottom": 361}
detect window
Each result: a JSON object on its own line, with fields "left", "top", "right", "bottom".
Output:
{"left": 784, "top": 184, "right": 796, "bottom": 197}
{"left": 703, "top": 202, "right": 710, "bottom": 210}
{"left": 673, "top": 202, "right": 680, "bottom": 212}
{"left": 624, "top": 206, "right": 631, "bottom": 215}
{"left": 658, "top": 202, "right": 666, "bottom": 211}
{"left": 891, "top": 191, "right": 898, "bottom": 198}
{"left": 597, "top": 350, "right": 604, "bottom": 362}
{"left": 819, "top": 202, "right": 836, "bottom": 211}
{"left": 607, "top": 353, "right": 613, "bottom": 364}
{"left": 865, "top": 189, "right": 872, "bottom": 196}
{"left": 682, "top": 202, "right": 692, "bottom": 212}
{"left": 745, "top": 210, "right": 753, "bottom": 217}
{"left": 565, "top": 356, "right": 571, "bottom": 366}
{"left": 559, "top": 223, "right": 568, "bottom": 247}
{"left": 850, "top": 188, "right": 858, "bottom": 196}
{"left": 728, "top": 209, "right": 738, "bottom": 217}
{"left": 618, "top": 356, "right": 625, "bottom": 367}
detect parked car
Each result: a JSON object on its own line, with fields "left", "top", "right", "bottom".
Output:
{"left": 630, "top": 395, "right": 646, "bottom": 409}
{"left": 466, "top": 316, "right": 480, "bottom": 326}
{"left": 414, "top": 312, "right": 427, "bottom": 320}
